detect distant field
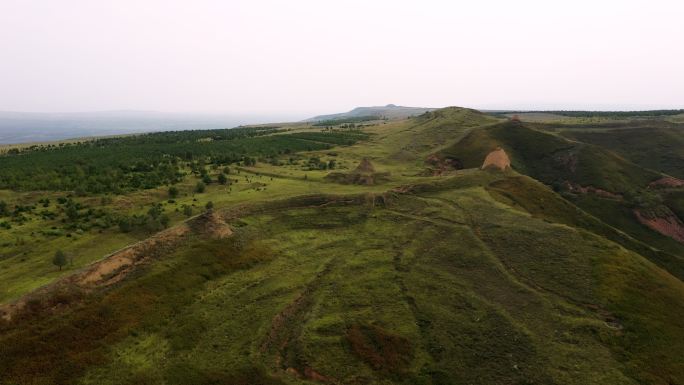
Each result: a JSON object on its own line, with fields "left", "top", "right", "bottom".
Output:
{"left": 502, "top": 110, "right": 684, "bottom": 124}
{"left": 504, "top": 112, "right": 595, "bottom": 123}
{"left": 667, "top": 113, "right": 684, "bottom": 123}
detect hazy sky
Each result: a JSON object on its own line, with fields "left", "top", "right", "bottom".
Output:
{"left": 1, "top": 0, "right": 683, "bottom": 115}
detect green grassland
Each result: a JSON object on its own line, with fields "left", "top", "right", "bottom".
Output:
{"left": 560, "top": 126, "right": 684, "bottom": 179}
{"left": 504, "top": 110, "right": 684, "bottom": 125}
{"left": 439, "top": 120, "right": 661, "bottom": 193}
{"left": 1, "top": 107, "right": 683, "bottom": 384}
{"left": 667, "top": 113, "right": 684, "bottom": 123}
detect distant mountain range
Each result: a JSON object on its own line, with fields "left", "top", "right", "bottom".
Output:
{"left": 305, "top": 104, "right": 435, "bottom": 122}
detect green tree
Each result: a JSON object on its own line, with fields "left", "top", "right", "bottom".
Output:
{"left": 168, "top": 186, "right": 179, "bottom": 198}
{"left": 118, "top": 218, "right": 132, "bottom": 233}
{"left": 217, "top": 173, "right": 228, "bottom": 185}
{"left": 205, "top": 201, "right": 214, "bottom": 211}
{"left": 328, "top": 160, "right": 336, "bottom": 169}
{"left": 147, "top": 204, "right": 163, "bottom": 219}
{"left": 0, "top": 200, "right": 8, "bottom": 217}
{"left": 52, "top": 250, "right": 68, "bottom": 271}
{"left": 66, "top": 204, "right": 79, "bottom": 222}
{"left": 160, "top": 214, "right": 170, "bottom": 228}
{"left": 195, "top": 182, "right": 206, "bottom": 193}
{"left": 182, "top": 205, "right": 193, "bottom": 217}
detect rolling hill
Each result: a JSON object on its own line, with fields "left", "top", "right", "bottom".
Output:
{"left": 0, "top": 107, "right": 683, "bottom": 385}
{"left": 560, "top": 124, "right": 684, "bottom": 179}
{"left": 305, "top": 104, "right": 435, "bottom": 122}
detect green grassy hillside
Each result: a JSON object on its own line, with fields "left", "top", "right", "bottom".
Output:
{"left": 561, "top": 126, "right": 684, "bottom": 179}
{"left": 486, "top": 175, "right": 684, "bottom": 280}
{"left": 1, "top": 107, "right": 683, "bottom": 385}
{"left": 437, "top": 120, "right": 684, "bottom": 278}
{"left": 2, "top": 177, "right": 683, "bottom": 385}
{"left": 439, "top": 120, "right": 661, "bottom": 193}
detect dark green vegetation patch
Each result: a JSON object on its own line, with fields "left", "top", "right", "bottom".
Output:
{"left": 0, "top": 128, "right": 367, "bottom": 193}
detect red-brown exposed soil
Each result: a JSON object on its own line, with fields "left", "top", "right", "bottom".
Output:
{"left": 649, "top": 177, "right": 684, "bottom": 188}
{"left": 635, "top": 209, "right": 684, "bottom": 243}
{"left": 0, "top": 211, "right": 233, "bottom": 321}
{"left": 326, "top": 158, "right": 389, "bottom": 185}
{"left": 424, "top": 154, "right": 464, "bottom": 176}
{"left": 346, "top": 323, "right": 414, "bottom": 375}
{"left": 481, "top": 147, "right": 511, "bottom": 170}
{"left": 355, "top": 158, "right": 376, "bottom": 173}
{"left": 563, "top": 181, "right": 622, "bottom": 199}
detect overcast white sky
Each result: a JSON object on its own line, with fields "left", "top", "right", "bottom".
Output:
{"left": 1, "top": 0, "right": 683, "bottom": 115}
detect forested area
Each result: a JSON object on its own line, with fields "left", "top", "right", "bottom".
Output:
{"left": 0, "top": 127, "right": 367, "bottom": 194}
{"left": 312, "top": 115, "right": 381, "bottom": 126}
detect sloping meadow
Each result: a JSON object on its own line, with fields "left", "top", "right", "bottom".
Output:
{"left": 2, "top": 174, "right": 683, "bottom": 384}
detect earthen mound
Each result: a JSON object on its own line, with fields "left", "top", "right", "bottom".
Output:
{"left": 481, "top": 147, "right": 511, "bottom": 170}
{"left": 355, "top": 158, "right": 376, "bottom": 173}
{"left": 424, "top": 154, "right": 464, "bottom": 176}
{"left": 326, "top": 158, "right": 389, "bottom": 185}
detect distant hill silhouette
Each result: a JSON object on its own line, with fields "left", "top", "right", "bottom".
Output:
{"left": 305, "top": 104, "right": 434, "bottom": 122}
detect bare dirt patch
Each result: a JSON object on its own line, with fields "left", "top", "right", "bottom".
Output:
{"left": 0, "top": 211, "right": 233, "bottom": 321}
{"left": 355, "top": 158, "right": 376, "bottom": 173}
{"left": 346, "top": 323, "right": 414, "bottom": 375}
{"left": 481, "top": 147, "right": 511, "bottom": 170}
{"left": 326, "top": 158, "right": 389, "bottom": 185}
{"left": 189, "top": 210, "right": 233, "bottom": 238}
{"left": 78, "top": 224, "right": 191, "bottom": 286}
{"left": 649, "top": 177, "right": 684, "bottom": 188}
{"left": 635, "top": 209, "right": 684, "bottom": 243}
{"left": 563, "top": 181, "right": 622, "bottom": 199}
{"left": 424, "top": 154, "right": 464, "bottom": 176}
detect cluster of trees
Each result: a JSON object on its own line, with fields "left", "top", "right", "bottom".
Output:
{"left": 0, "top": 200, "right": 10, "bottom": 217}
{"left": 312, "top": 115, "right": 379, "bottom": 126}
{"left": 289, "top": 132, "right": 368, "bottom": 146}
{"left": 0, "top": 195, "right": 120, "bottom": 234}
{"left": 117, "top": 203, "right": 170, "bottom": 233}
{"left": 306, "top": 157, "right": 336, "bottom": 170}
{"left": 0, "top": 128, "right": 366, "bottom": 195}
{"left": 49, "top": 198, "right": 217, "bottom": 270}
